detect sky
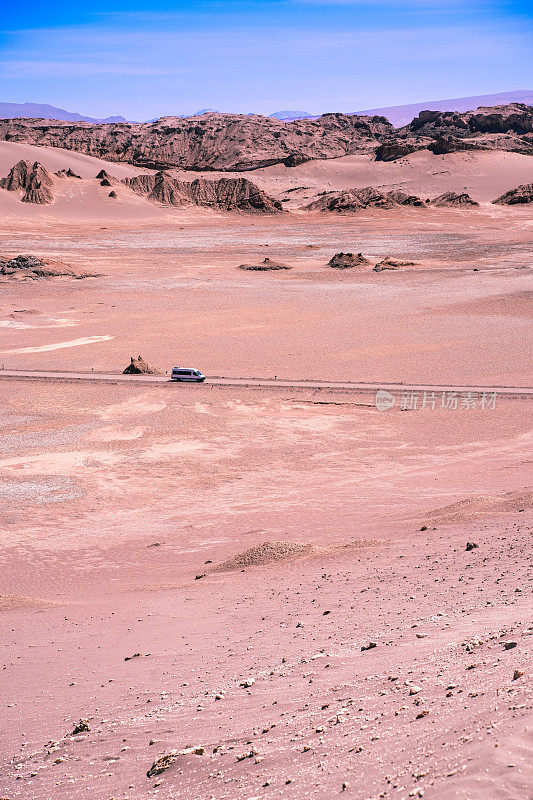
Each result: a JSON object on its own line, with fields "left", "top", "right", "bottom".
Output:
{"left": 0, "top": 0, "right": 532, "bottom": 119}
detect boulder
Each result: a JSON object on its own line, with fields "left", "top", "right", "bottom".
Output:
{"left": 328, "top": 252, "right": 370, "bottom": 269}
{"left": 493, "top": 183, "right": 533, "bottom": 205}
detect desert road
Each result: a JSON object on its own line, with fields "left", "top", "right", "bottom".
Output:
{"left": 1, "top": 369, "right": 532, "bottom": 397}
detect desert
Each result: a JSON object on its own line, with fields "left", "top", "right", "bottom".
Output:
{"left": 0, "top": 80, "right": 532, "bottom": 800}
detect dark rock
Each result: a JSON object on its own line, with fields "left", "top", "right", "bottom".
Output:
{"left": 0, "top": 112, "right": 394, "bottom": 172}
{"left": 465, "top": 542, "right": 478, "bottom": 551}
{"left": 306, "top": 186, "right": 424, "bottom": 212}
{"left": 0, "top": 159, "right": 54, "bottom": 203}
{"left": 493, "top": 183, "right": 533, "bottom": 205}
{"left": 429, "top": 191, "right": 479, "bottom": 207}
{"left": 284, "top": 152, "right": 311, "bottom": 167}
{"left": 374, "top": 139, "right": 421, "bottom": 161}
{"left": 328, "top": 252, "right": 370, "bottom": 269}
{"left": 71, "top": 719, "right": 90, "bottom": 735}
{"left": 123, "top": 355, "right": 154, "bottom": 374}
{"left": 124, "top": 172, "right": 282, "bottom": 212}
{"left": 238, "top": 257, "right": 291, "bottom": 271}
{"left": 55, "top": 167, "right": 81, "bottom": 178}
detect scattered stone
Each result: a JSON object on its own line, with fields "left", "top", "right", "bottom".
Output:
{"left": 513, "top": 670, "right": 524, "bottom": 680}
{"left": 108, "top": 190, "right": 117, "bottom": 198}
{"left": 147, "top": 747, "right": 205, "bottom": 778}
{"left": 71, "top": 719, "right": 90, "bottom": 735}
{"left": 124, "top": 653, "right": 141, "bottom": 661}
{"left": 409, "top": 686, "right": 422, "bottom": 695}
{"left": 361, "top": 641, "right": 377, "bottom": 651}
{"left": 465, "top": 542, "right": 478, "bottom": 551}
{"left": 503, "top": 641, "right": 517, "bottom": 650}
{"left": 195, "top": 573, "right": 206, "bottom": 580}
{"left": 239, "top": 678, "right": 256, "bottom": 688}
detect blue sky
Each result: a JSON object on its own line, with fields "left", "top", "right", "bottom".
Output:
{"left": 1, "top": 0, "right": 531, "bottom": 119}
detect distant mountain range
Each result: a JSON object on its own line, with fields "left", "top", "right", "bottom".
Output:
{"left": 0, "top": 102, "right": 127, "bottom": 124}
{"left": 354, "top": 90, "right": 533, "bottom": 127}
{"left": 1, "top": 91, "right": 531, "bottom": 127}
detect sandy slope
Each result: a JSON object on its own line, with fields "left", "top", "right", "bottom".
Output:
{"left": 0, "top": 379, "right": 531, "bottom": 799}
{"left": 0, "top": 139, "right": 531, "bottom": 800}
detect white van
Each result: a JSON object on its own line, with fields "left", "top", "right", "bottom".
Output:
{"left": 171, "top": 367, "right": 206, "bottom": 382}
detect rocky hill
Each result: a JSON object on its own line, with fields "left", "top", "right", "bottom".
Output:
{"left": 124, "top": 171, "right": 282, "bottom": 211}
{"left": 375, "top": 104, "right": 533, "bottom": 161}
{"left": 0, "top": 112, "right": 392, "bottom": 172}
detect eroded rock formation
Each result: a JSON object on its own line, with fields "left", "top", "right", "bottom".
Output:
{"left": 375, "top": 103, "right": 533, "bottom": 161}
{"left": 124, "top": 172, "right": 282, "bottom": 211}
{"left": 238, "top": 258, "right": 291, "bottom": 271}
{"left": 0, "top": 253, "right": 96, "bottom": 279}
{"left": 0, "top": 159, "right": 54, "bottom": 204}
{"left": 328, "top": 252, "right": 370, "bottom": 269}
{"left": 0, "top": 112, "right": 393, "bottom": 172}
{"left": 123, "top": 355, "right": 155, "bottom": 374}
{"left": 429, "top": 191, "right": 479, "bottom": 207}
{"left": 492, "top": 183, "right": 533, "bottom": 205}
{"left": 305, "top": 186, "right": 424, "bottom": 212}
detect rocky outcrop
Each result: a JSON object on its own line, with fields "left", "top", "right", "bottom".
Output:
{"left": 95, "top": 169, "right": 117, "bottom": 183}
{"left": 305, "top": 186, "right": 424, "bottom": 212}
{"left": 124, "top": 171, "right": 282, "bottom": 212}
{"left": 429, "top": 191, "right": 479, "bottom": 207}
{"left": 374, "top": 139, "right": 420, "bottom": 162}
{"left": 123, "top": 355, "right": 154, "bottom": 374}
{"left": 0, "top": 112, "right": 393, "bottom": 172}
{"left": 328, "top": 252, "right": 370, "bottom": 269}
{"left": 238, "top": 257, "right": 291, "bottom": 271}
{"left": 492, "top": 183, "right": 533, "bottom": 205}
{"left": 376, "top": 103, "right": 533, "bottom": 161}
{"left": 373, "top": 256, "right": 416, "bottom": 271}
{"left": 0, "top": 105, "right": 528, "bottom": 174}
{"left": 0, "top": 253, "right": 97, "bottom": 279}
{"left": 55, "top": 167, "right": 81, "bottom": 178}
{"left": 0, "top": 159, "right": 32, "bottom": 190}
{"left": 0, "top": 159, "right": 54, "bottom": 204}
